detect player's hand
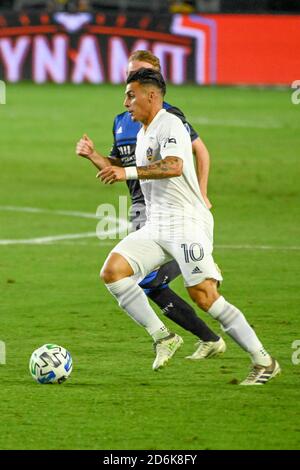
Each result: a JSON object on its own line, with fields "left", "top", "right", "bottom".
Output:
{"left": 76, "top": 134, "right": 95, "bottom": 159}
{"left": 97, "top": 167, "right": 126, "bottom": 184}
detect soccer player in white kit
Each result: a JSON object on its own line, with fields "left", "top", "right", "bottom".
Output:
{"left": 99, "top": 68, "right": 280, "bottom": 385}
{"left": 76, "top": 50, "right": 225, "bottom": 360}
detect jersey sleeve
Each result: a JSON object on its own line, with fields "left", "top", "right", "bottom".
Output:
{"left": 109, "top": 118, "right": 120, "bottom": 158}
{"left": 159, "top": 117, "right": 188, "bottom": 160}
{"left": 166, "top": 105, "right": 199, "bottom": 142}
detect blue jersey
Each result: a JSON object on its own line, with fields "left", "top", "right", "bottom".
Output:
{"left": 109, "top": 102, "right": 199, "bottom": 206}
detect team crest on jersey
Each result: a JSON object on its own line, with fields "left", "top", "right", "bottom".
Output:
{"left": 146, "top": 147, "right": 154, "bottom": 161}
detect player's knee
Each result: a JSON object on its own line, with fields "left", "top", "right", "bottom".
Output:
{"left": 100, "top": 253, "right": 134, "bottom": 284}
{"left": 100, "top": 264, "right": 118, "bottom": 284}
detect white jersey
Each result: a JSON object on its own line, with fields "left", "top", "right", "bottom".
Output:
{"left": 135, "top": 108, "right": 212, "bottom": 239}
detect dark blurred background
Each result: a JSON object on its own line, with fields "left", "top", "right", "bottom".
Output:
{"left": 1, "top": 0, "right": 300, "bottom": 14}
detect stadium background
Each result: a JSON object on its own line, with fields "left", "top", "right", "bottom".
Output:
{"left": 0, "top": 0, "right": 300, "bottom": 451}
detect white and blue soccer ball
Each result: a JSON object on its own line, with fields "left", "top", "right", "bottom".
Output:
{"left": 29, "top": 344, "right": 73, "bottom": 384}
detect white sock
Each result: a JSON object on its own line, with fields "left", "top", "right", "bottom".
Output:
{"left": 251, "top": 348, "right": 272, "bottom": 366}
{"left": 105, "top": 277, "right": 169, "bottom": 339}
{"left": 208, "top": 296, "right": 272, "bottom": 366}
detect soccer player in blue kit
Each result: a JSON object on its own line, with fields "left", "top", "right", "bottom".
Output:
{"left": 76, "top": 50, "right": 226, "bottom": 361}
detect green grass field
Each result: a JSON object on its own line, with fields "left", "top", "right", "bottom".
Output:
{"left": 0, "top": 83, "right": 299, "bottom": 450}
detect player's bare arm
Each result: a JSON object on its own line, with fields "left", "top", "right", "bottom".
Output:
{"left": 97, "top": 156, "right": 182, "bottom": 184}
{"left": 137, "top": 156, "right": 182, "bottom": 179}
{"left": 76, "top": 134, "right": 122, "bottom": 170}
{"left": 192, "top": 137, "right": 212, "bottom": 209}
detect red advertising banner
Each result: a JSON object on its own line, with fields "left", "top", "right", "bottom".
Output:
{"left": 0, "top": 12, "right": 299, "bottom": 85}
{"left": 207, "top": 14, "right": 300, "bottom": 85}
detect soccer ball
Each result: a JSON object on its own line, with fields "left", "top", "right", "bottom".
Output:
{"left": 29, "top": 344, "right": 73, "bottom": 384}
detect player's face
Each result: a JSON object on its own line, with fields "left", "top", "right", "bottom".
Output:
{"left": 127, "top": 60, "right": 155, "bottom": 76}
{"left": 124, "top": 82, "right": 151, "bottom": 123}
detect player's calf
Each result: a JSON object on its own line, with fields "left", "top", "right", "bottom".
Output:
{"left": 187, "top": 279, "right": 220, "bottom": 312}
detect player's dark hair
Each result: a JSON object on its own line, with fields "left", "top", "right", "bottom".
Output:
{"left": 126, "top": 68, "right": 166, "bottom": 96}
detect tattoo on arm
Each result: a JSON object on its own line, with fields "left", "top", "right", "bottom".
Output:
{"left": 137, "top": 157, "right": 182, "bottom": 179}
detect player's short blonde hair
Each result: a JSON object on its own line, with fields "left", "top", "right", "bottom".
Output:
{"left": 128, "top": 50, "right": 161, "bottom": 71}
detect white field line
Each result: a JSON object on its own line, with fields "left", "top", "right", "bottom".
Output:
{"left": 1, "top": 236, "right": 299, "bottom": 250}
{"left": 44, "top": 241, "right": 300, "bottom": 251}
{"left": 0, "top": 232, "right": 97, "bottom": 245}
{"left": 191, "top": 117, "right": 283, "bottom": 129}
{"left": 0, "top": 205, "right": 129, "bottom": 245}
{"left": 216, "top": 244, "right": 300, "bottom": 251}
{"left": 0, "top": 205, "right": 299, "bottom": 250}
{"left": 1, "top": 236, "right": 299, "bottom": 251}
{"left": 0, "top": 205, "right": 100, "bottom": 219}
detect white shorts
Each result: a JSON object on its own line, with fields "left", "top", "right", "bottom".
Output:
{"left": 111, "top": 224, "right": 222, "bottom": 287}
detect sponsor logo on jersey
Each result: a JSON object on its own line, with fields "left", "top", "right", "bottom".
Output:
{"left": 118, "top": 145, "right": 131, "bottom": 156}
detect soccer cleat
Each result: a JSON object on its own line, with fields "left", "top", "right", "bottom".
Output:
{"left": 152, "top": 333, "right": 183, "bottom": 371}
{"left": 185, "top": 337, "right": 226, "bottom": 360}
{"left": 240, "top": 358, "right": 281, "bottom": 385}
